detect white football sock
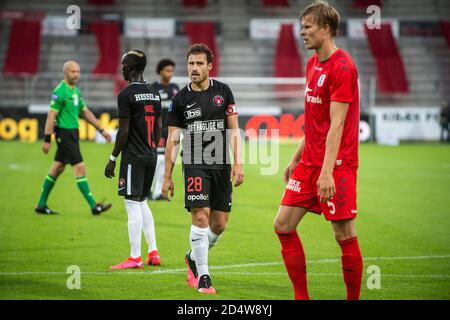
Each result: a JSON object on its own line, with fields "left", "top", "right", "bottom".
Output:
{"left": 207, "top": 227, "right": 222, "bottom": 250}
{"left": 140, "top": 200, "right": 157, "bottom": 253}
{"left": 125, "top": 199, "right": 142, "bottom": 259}
{"left": 151, "top": 154, "right": 165, "bottom": 199}
{"left": 190, "top": 225, "right": 209, "bottom": 277}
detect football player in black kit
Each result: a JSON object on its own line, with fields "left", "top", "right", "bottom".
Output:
{"left": 104, "top": 50, "right": 163, "bottom": 270}
{"left": 150, "top": 59, "right": 179, "bottom": 200}
{"left": 163, "top": 44, "right": 244, "bottom": 294}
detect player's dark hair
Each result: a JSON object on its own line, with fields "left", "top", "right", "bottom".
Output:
{"left": 300, "top": 0, "right": 340, "bottom": 37}
{"left": 121, "top": 50, "right": 147, "bottom": 73}
{"left": 186, "top": 43, "right": 214, "bottom": 64}
{"left": 156, "top": 58, "right": 175, "bottom": 74}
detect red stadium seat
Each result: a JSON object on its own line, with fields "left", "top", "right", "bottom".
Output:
{"left": 182, "top": 0, "right": 208, "bottom": 7}
{"left": 262, "top": 0, "right": 289, "bottom": 6}
{"left": 440, "top": 21, "right": 450, "bottom": 48}
{"left": 184, "top": 22, "right": 219, "bottom": 77}
{"left": 88, "top": 0, "right": 114, "bottom": 5}
{"left": 274, "top": 24, "right": 303, "bottom": 92}
{"left": 91, "top": 21, "right": 121, "bottom": 76}
{"left": 352, "top": 0, "right": 383, "bottom": 8}
{"left": 3, "top": 18, "right": 42, "bottom": 76}
{"left": 365, "top": 23, "right": 409, "bottom": 93}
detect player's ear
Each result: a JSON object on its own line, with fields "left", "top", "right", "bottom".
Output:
{"left": 207, "top": 63, "right": 212, "bottom": 71}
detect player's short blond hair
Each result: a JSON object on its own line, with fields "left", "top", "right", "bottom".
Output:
{"left": 300, "top": 0, "right": 340, "bottom": 37}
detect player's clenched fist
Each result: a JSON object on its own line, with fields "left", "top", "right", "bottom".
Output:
{"left": 42, "top": 142, "right": 51, "bottom": 154}
{"left": 161, "top": 178, "right": 174, "bottom": 201}
{"left": 104, "top": 160, "right": 116, "bottom": 178}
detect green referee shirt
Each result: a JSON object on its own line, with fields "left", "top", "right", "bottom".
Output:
{"left": 50, "top": 80, "right": 87, "bottom": 129}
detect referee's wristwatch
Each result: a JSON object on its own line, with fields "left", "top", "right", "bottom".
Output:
{"left": 109, "top": 154, "right": 117, "bottom": 162}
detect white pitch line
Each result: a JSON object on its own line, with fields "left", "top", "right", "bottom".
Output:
{"left": 0, "top": 254, "right": 449, "bottom": 277}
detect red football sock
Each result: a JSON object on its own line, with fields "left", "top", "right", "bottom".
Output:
{"left": 338, "top": 237, "right": 363, "bottom": 300}
{"left": 276, "top": 230, "right": 309, "bottom": 300}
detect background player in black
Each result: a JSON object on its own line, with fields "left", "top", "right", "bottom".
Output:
{"left": 162, "top": 44, "right": 244, "bottom": 294}
{"left": 104, "top": 50, "right": 163, "bottom": 270}
{"left": 150, "top": 59, "right": 179, "bottom": 200}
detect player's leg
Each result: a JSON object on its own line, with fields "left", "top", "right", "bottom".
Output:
{"left": 208, "top": 210, "right": 229, "bottom": 250}
{"left": 190, "top": 206, "right": 216, "bottom": 294}
{"left": 111, "top": 163, "right": 145, "bottom": 270}
{"left": 207, "top": 168, "right": 232, "bottom": 250}
{"left": 73, "top": 162, "right": 111, "bottom": 214}
{"left": 140, "top": 165, "right": 160, "bottom": 266}
{"left": 331, "top": 218, "right": 363, "bottom": 300}
{"left": 322, "top": 169, "right": 362, "bottom": 300}
{"left": 35, "top": 161, "right": 65, "bottom": 214}
{"left": 150, "top": 153, "right": 165, "bottom": 200}
{"left": 274, "top": 205, "right": 310, "bottom": 300}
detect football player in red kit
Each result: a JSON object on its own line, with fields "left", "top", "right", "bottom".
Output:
{"left": 274, "top": 1, "right": 363, "bottom": 300}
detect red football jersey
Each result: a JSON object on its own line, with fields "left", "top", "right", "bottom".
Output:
{"left": 300, "top": 48, "right": 360, "bottom": 169}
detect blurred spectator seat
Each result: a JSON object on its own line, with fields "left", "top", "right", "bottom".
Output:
{"left": 3, "top": 18, "right": 42, "bottom": 75}
{"left": 184, "top": 22, "right": 219, "bottom": 77}
{"left": 91, "top": 21, "right": 121, "bottom": 75}
{"left": 440, "top": 21, "right": 450, "bottom": 48}
{"left": 365, "top": 23, "right": 409, "bottom": 93}
{"left": 274, "top": 24, "right": 303, "bottom": 92}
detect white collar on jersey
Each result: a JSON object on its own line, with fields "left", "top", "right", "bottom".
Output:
{"left": 129, "top": 81, "right": 148, "bottom": 85}
{"left": 187, "top": 78, "right": 214, "bottom": 92}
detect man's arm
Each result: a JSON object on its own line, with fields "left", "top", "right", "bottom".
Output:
{"left": 104, "top": 117, "right": 130, "bottom": 178}
{"left": 81, "top": 108, "right": 111, "bottom": 142}
{"left": 161, "top": 126, "right": 181, "bottom": 200}
{"left": 42, "top": 109, "right": 58, "bottom": 154}
{"left": 226, "top": 114, "right": 244, "bottom": 187}
{"left": 317, "top": 101, "right": 349, "bottom": 203}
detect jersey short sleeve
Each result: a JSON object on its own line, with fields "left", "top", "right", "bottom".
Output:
{"left": 224, "top": 84, "right": 237, "bottom": 117}
{"left": 166, "top": 93, "right": 184, "bottom": 127}
{"left": 50, "top": 90, "right": 64, "bottom": 112}
{"left": 118, "top": 91, "right": 131, "bottom": 119}
{"left": 329, "top": 61, "right": 356, "bottom": 104}
{"left": 155, "top": 93, "right": 162, "bottom": 117}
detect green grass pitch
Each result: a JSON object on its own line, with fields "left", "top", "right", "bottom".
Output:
{"left": 0, "top": 141, "right": 449, "bottom": 300}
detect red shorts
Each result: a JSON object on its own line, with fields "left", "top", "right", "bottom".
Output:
{"left": 281, "top": 163, "right": 358, "bottom": 221}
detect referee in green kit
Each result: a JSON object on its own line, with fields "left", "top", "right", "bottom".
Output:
{"left": 35, "top": 60, "right": 112, "bottom": 215}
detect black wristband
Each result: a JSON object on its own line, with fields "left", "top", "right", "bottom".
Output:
{"left": 99, "top": 128, "right": 104, "bottom": 133}
{"left": 44, "top": 135, "right": 51, "bottom": 143}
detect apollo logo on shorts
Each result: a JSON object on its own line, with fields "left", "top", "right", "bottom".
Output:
{"left": 286, "top": 179, "right": 302, "bottom": 193}
{"left": 187, "top": 194, "right": 209, "bottom": 201}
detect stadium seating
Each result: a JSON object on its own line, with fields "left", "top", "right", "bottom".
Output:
{"left": 0, "top": 0, "right": 449, "bottom": 110}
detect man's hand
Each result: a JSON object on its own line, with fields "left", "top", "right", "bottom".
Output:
{"left": 283, "top": 161, "right": 298, "bottom": 184}
{"left": 101, "top": 130, "right": 112, "bottom": 143}
{"left": 317, "top": 171, "right": 335, "bottom": 203}
{"left": 231, "top": 164, "right": 244, "bottom": 187}
{"left": 162, "top": 177, "right": 174, "bottom": 201}
{"left": 42, "top": 142, "right": 51, "bottom": 154}
{"left": 104, "top": 160, "right": 116, "bottom": 178}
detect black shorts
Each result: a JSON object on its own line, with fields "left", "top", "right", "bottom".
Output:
{"left": 183, "top": 167, "right": 232, "bottom": 212}
{"left": 118, "top": 162, "right": 156, "bottom": 197}
{"left": 54, "top": 127, "right": 83, "bottom": 165}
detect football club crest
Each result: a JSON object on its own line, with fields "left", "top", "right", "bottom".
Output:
{"left": 213, "top": 95, "right": 224, "bottom": 107}
{"left": 119, "top": 178, "right": 126, "bottom": 188}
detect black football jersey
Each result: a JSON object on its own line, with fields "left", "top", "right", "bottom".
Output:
{"left": 151, "top": 81, "right": 179, "bottom": 110}
{"left": 167, "top": 79, "right": 238, "bottom": 169}
{"left": 118, "top": 81, "right": 162, "bottom": 165}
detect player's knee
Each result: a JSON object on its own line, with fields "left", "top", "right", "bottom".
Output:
{"left": 191, "top": 208, "right": 209, "bottom": 227}
{"left": 210, "top": 222, "right": 226, "bottom": 235}
{"left": 273, "top": 218, "right": 294, "bottom": 233}
{"left": 333, "top": 229, "right": 357, "bottom": 242}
